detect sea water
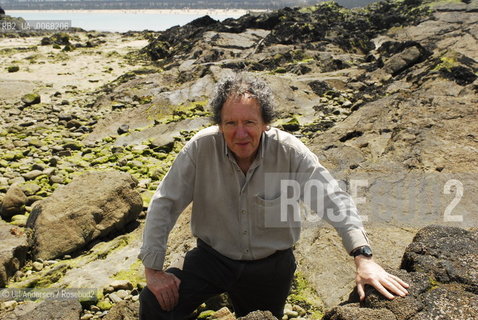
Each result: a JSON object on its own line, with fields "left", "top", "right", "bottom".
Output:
{"left": 7, "top": 9, "right": 250, "bottom": 32}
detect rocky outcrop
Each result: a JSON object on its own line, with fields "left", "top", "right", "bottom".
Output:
{"left": 323, "top": 225, "right": 478, "bottom": 319}
{"left": 401, "top": 225, "right": 478, "bottom": 292}
{"left": 0, "top": 300, "right": 82, "bottom": 320}
{"left": 26, "top": 171, "right": 142, "bottom": 260}
{"left": 0, "top": 221, "right": 28, "bottom": 287}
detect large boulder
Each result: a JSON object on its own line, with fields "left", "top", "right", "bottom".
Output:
{"left": 26, "top": 171, "right": 142, "bottom": 260}
{"left": 323, "top": 226, "right": 478, "bottom": 319}
{"left": 0, "top": 185, "right": 27, "bottom": 221}
{"left": 401, "top": 225, "right": 478, "bottom": 290}
{"left": 0, "top": 221, "right": 29, "bottom": 287}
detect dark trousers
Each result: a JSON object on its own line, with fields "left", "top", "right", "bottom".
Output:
{"left": 139, "top": 240, "right": 296, "bottom": 320}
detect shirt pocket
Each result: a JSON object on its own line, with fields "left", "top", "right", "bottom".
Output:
{"left": 254, "top": 194, "right": 301, "bottom": 230}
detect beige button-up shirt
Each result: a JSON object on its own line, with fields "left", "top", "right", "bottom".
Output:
{"left": 139, "top": 126, "right": 369, "bottom": 270}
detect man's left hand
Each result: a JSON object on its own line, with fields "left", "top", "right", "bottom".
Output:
{"left": 354, "top": 255, "right": 410, "bottom": 301}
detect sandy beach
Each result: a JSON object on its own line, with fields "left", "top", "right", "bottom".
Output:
{"left": 0, "top": 32, "right": 149, "bottom": 104}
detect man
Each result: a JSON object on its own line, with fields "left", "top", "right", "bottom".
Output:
{"left": 139, "top": 74, "right": 409, "bottom": 319}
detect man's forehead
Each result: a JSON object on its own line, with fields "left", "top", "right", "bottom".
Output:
{"left": 225, "top": 92, "right": 258, "bottom": 103}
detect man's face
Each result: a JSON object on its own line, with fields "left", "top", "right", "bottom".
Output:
{"left": 219, "top": 94, "right": 268, "bottom": 164}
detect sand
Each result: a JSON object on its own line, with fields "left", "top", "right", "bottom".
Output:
{"left": 0, "top": 32, "right": 149, "bottom": 105}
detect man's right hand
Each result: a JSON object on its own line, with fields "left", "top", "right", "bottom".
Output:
{"left": 145, "top": 267, "right": 181, "bottom": 311}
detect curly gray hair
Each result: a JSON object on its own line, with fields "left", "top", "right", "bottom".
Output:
{"left": 210, "top": 73, "right": 276, "bottom": 124}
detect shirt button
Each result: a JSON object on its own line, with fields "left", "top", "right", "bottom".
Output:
{"left": 243, "top": 230, "right": 247, "bottom": 235}
{"left": 241, "top": 210, "right": 246, "bottom": 214}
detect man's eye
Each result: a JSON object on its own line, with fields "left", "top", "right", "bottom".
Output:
{"left": 245, "top": 121, "right": 256, "bottom": 126}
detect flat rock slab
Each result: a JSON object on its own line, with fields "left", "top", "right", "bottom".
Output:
{"left": 0, "top": 300, "right": 82, "bottom": 320}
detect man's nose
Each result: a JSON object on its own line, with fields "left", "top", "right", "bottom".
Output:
{"left": 235, "top": 124, "right": 248, "bottom": 138}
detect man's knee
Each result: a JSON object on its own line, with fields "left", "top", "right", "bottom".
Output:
{"left": 139, "top": 286, "right": 163, "bottom": 319}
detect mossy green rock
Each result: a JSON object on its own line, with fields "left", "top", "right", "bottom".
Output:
{"left": 282, "top": 117, "right": 301, "bottom": 132}
{"left": 198, "top": 310, "right": 216, "bottom": 319}
{"left": 7, "top": 65, "right": 20, "bottom": 73}
{"left": 97, "top": 300, "right": 113, "bottom": 310}
{"left": 21, "top": 93, "right": 41, "bottom": 106}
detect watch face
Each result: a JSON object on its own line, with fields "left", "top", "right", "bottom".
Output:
{"left": 363, "top": 246, "right": 373, "bottom": 256}
{"left": 353, "top": 246, "right": 373, "bottom": 257}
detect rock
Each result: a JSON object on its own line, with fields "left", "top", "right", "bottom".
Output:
{"left": 66, "top": 119, "right": 82, "bottom": 129}
{"left": 7, "top": 66, "right": 19, "bottom": 73}
{"left": 108, "top": 292, "right": 123, "bottom": 303}
{"left": 10, "top": 215, "right": 27, "bottom": 227}
{"left": 2, "top": 300, "right": 18, "bottom": 311}
{"left": 213, "top": 307, "right": 236, "bottom": 320}
{"left": 32, "top": 261, "right": 43, "bottom": 272}
{"left": 412, "top": 285, "right": 478, "bottom": 319}
{"left": 115, "top": 289, "right": 129, "bottom": 299}
{"left": 4, "top": 300, "right": 82, "bottom": 320}
{"left": 323, "top": 304, "right": 397, "bottom": 320}
{"left": 382, "top": 45, "right": 429, "bottom": 76}
{"left": 281, "top": 117, "right": 301, "bottom": 132}
{"left": 40, "top": 37, "right": 52, "bottom": 45}
{"left": 97, "top": 300, "right": 113, "bottom": 311}
{"left": 117, "top": 124, "right": 130, "bottom": 134}
{"left": 1, "top": 184, "right": 27, "bottom": 220}
{"left": 238, "top": 310, "right": 277, "bottom": 320}
{"left": 20, "top": 94, "right": 41, "bottom": 106}
{"left": 26, "top": 171, "right": 142, "bottom": 260}
{"left": 401, "top": 225, "right": 478, "bottom": 289}
{"left": 109, "top": 279, "right": 134, "bottom": 291}
{"left": 0, "top": 220, "right": 29, "bottom": 288}
{"left": 103, "top": 300, "right": 139, "bottom": 320}
{"left": 324, "top": 226, "right": 478, "bottom": 319}
{"left": 21, "top": 170, "right": 44, "bottom": 181}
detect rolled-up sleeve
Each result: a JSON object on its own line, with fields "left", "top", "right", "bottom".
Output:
{"left": 138, "top": 146, "right": 196, "bottom": 270}
{"left": 297, "top": 151, "right": 370, "bottom": 254}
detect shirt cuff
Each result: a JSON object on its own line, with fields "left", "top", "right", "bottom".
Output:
{"left": 340, "top": 228, "right": 370, "bottom": 255}
{"left": 138, "top": 248, "right": 166, "bottom": 270}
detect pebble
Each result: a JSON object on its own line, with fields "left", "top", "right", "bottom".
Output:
{"left": 108, "top": 292, "right": 123, "bottom": 303}
{"left": 115, "top": 289, "right": 129, "bottom": 299}
{"left": 293, "top": 305, "right": 306, "bottom": 316}
{"left": 285, "top": 310, "right": 299, "bottom": 317}
{"left": 32, "top": 261, "right": 44, "bottom": 271}
{"left": 103, "top": 286, "right": 115, "bottom": 294}
{"left": 3, "top": 300, "right": 17, "bottom": 310}
{"left": 90, "top": 305, "right": 100, "bottom": 312}
{"left": 81, "top": 314, "right": 94, "bottom": 320}
{"left": 110, "top": 279, "right": 134, "bottom": 291}
{"left": 22, "top": 170, "right": 44, "bottom": 180}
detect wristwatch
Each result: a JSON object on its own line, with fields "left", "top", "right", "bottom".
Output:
{"left": 350, "top": 245, "right": 373, "bottom": 258}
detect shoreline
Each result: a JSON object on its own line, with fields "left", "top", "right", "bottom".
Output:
{"left": 7, "top": 9, "right": 261, "bottom": 15}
